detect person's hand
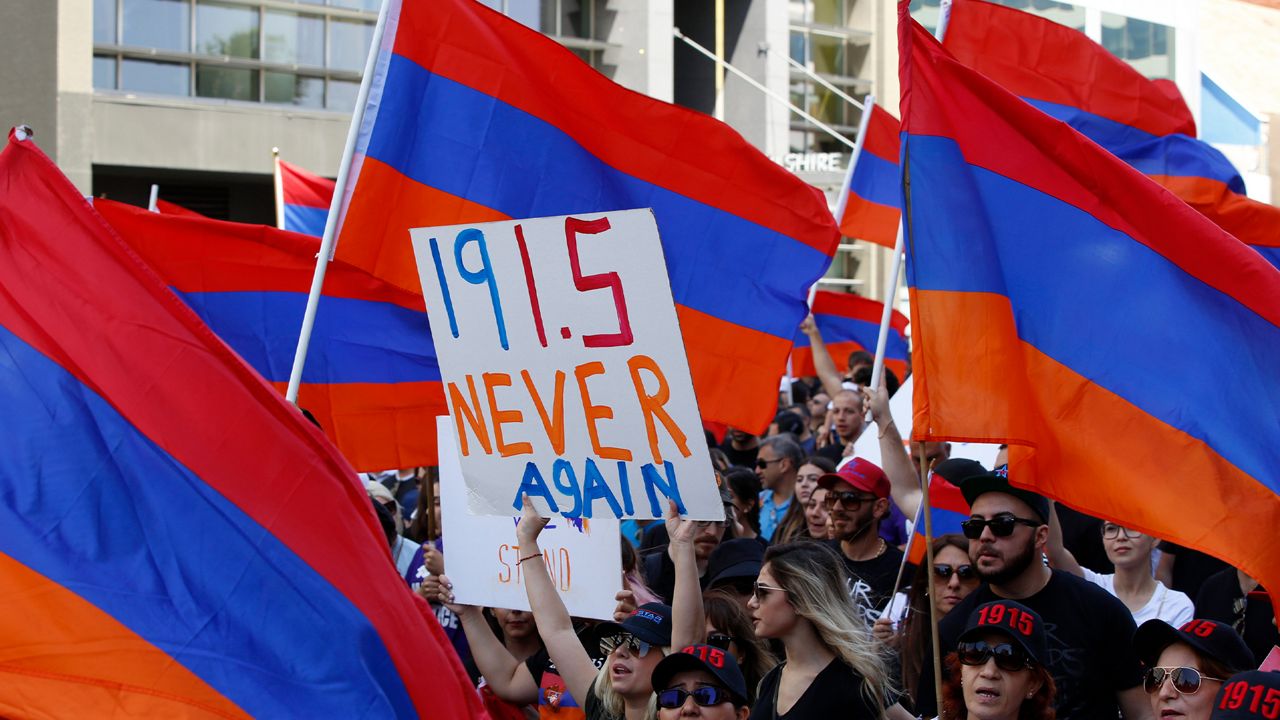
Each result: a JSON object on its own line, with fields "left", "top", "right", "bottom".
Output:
{"left": 665, "top": 500, "right": 695, "bottom": 560}
{"left": 423, "top": 543, "right": 445, "bottom": 576}
{"left": 613, "top": 589, "right": 637, "bottom": 621}
{"left": 799, "top": 314, "right": 818, "bottom": 338}
{"left": 515, "top": 493, "right": 550, "bottom": 547}
{"left": 872, "top": 616, "right": 900, "bottom": 647}
{"left": 861, "top": 374, "right": 892, "bottom": 426}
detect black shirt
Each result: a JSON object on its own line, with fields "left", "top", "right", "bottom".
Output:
{"left": 720, "top": 441, "right": 760, "bottom": 470}
{"left": 1194, "top": 568, "right": 1279, "bottom": 667}
{"left": 749, "top": 659, "right": 882, "bottom": 720}
{"left": 1162, "top": 542, "right": 1231, "bottom": 599}
{"left": 827, "top": 540, "right": 910, "bottom": 625}
{"left": 914, "top": 570, "right": 1142, "bottom": 720}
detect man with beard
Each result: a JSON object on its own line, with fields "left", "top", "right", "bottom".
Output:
{"left": 913, "top": 463, "right": 1152, "bottom": 720}
{"left": 815, "top": 457, "right": 906, "bottom": 625}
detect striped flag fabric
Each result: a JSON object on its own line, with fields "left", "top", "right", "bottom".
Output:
{"left": 839, "top": 104, "right": 901, "bottom": 249}
{"left": 155, "top": 197, "right": 204, "bottom": 217}
{"left": 790, "top": 289, "right": 908, "bottom": 381}
{"left": 278, "top": 158, "right": 335, "bottom": 237}
{"left": 95, "top": 199, "right": 446, "bottom": 472}
{"left": 899, "top": 6, "right": 1280, "bottom": 610}
{"left": 0, "top": 130, "right": 483, "bottom": 718}
{"left": 332, "top": 0, "right": 839, "bottom": 434}
{"left": 942, "top": 0, "right": 1280, "bottom": 263}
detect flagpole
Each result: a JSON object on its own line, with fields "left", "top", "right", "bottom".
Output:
{"left": 867, "top": 224, "right": 904, "bottom": 391}
{"left": 834, "top": 93, "right": 874, "bottom": 229}
{"left": 147, "top": 184, "right": 159, "bottom": 213}
{"left": 272, "top": 147, "right": 285, "bottom": 231}
{"left": 921, "top": 452, "right": 944, "bottom": 715}
{"left": 285, "top": 0, "right": 392, "bottom": 404}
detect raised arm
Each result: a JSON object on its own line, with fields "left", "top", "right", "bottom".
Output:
{"left": 515, "top": 495, "right": 600, "bottom": 703}
{"left": 801, "top": 315, "right": 845, "bottom": 399}
{"left": 426, "top": 579, "right": 540, "bottom": 704}
{"left": 861, "top": 379, "right": 921, "bottom": 519}
{"left": 1045, "top": 501, "right": 1083, "bottom": 577}
{"left": 666, "top": 500, "right": 706, "bottom": 649}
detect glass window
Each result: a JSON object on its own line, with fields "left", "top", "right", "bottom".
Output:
{"left": 812, "top": 34, "right": 844, "bottom": 75}
{"left": 507, "top": 0, "right": 542, "bottom": 32}
{"left": 196, "top": 65, "right": 259, "bottom": 101}
{"left": 813, "top": 0, "right": 845, "bottom": 27}
{"left": 330, "top": 0, "right": 381, "bottom": 10}
{"left": 265, "top": 72, "right": 325, "bottom": 107}
{"left": 329, "top": 19, "right": 374, "bottom": 71}
{"left": 790, "top": 31, "right": 806, "bottom": 63}
{"left": 327, "top": 78, "right": 360, "bottom": 111}
{"left": 263, "top": 11, "right": 324, "bottom": 66}
{"left": 95, "top": 0, "right": 117, "bottom": 44}
{"left": 1101, "top": 13, "right": 1174, "bottom": 79}
{"left": 551, "top": 0, "right": 598, "bottom": 40}
{"left": 122, "top": 0, "right": 190, "bottom": 52}
{"left": 120, "top": 58, "right": 190, "bottom": 95}
{"left": 197, "top": 2, "right": 260, "bottom": 59}
{"left": 94, "top": 55, "right": 117, "bottom": 90}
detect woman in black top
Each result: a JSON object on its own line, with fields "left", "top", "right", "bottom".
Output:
{"left": 746, "top": 542, "right": 910, "bottom": 719}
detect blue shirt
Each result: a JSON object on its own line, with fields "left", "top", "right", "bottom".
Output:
{"left": 758, "top": 490, "right": 792, "bottom": 542}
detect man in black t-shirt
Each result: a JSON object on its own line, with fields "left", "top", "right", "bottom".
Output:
{"left": 817, "top": 458, "right": 908, "bottom": 624}
{"left": 914, "top": 464, "right": 1152, "bottom": 720}
{"left": 1194, "top": 568, "right": 1279, "bottom": 667}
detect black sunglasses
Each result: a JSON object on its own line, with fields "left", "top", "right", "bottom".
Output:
{"left": 823, "top": 490, "right": 877, "bottom": 511}
{"left": 707, "top": 632, "right": 734, "bottom": 650}
{"left": 933, "top": 563, "right": 976, "bottom": 581}
{"left": 1144, "top": 666, "right": 1225, "bottom": 695}
{"left": 960, "top": 514, "right": 1042, "bottom": 539}
{"left": 657, "top": 686, "right": 733, "bottom": 709}
{"left": 755, "top": 457, "right": 782, "bottom": 469}
{"left": 957, "top": 640, "right": 1034, "bottom": 671}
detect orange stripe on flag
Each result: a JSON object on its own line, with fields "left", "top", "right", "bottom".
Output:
{"left": 339, "top": 157, "right": 510, "bottom": 294}
{"left": 677, "top": 304, "right": 790, "bottom": 434}
{"left": 911, "top": 289, "right": 1280, "bottom": 591}
{"left": 0, "top": 552, "right": 250, "bottom": 719}
{"left": 840, "top": 195, "right": 900, "bottom": 249}
{"left": 275, "top": 381, "right": 448, "bottom": 471}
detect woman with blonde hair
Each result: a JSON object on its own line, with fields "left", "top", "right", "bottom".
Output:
{"left": 747, "top": 541, "right": 910, "bottom": 718}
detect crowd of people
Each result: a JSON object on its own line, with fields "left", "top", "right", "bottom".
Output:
{"left": 359, "top": 326, "right": 1278, "bottom": 719}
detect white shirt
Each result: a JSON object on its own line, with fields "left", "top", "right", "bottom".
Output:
{"left": 1084, "top": 569, "right": 1195, "bottom": 626}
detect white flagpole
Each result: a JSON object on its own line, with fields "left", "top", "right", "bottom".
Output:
{"left": 834, "top": 93, "right": 875, "bottom": 233}
{"left": 272, "top": 147, "right": 285, "bottom": 231}
{"left": 285, "top": 0, "right": 393, "bottom": 404}
{"left": 147, "top": 184, "right": 159, "bottom": 213}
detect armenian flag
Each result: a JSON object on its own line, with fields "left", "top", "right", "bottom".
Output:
{"left": 277, "top": 157, "right": 335, "bottom": 237}
{"left": 0, "top": 130, "right": 482, "bottom": 718}
{"left": 791, "top": 290, "right": 908, "bottom": 381}
{"left": 95, "top": 199, "right": 445, "bottom": 472}
{"left": 332, "top": 0, "right": 839, "bottom": 434}
{"left": 900, "top": 6, "right": 1280, "bottom": 608}
{"left": 839, "top": 104, "right": 901, "bottom": 248}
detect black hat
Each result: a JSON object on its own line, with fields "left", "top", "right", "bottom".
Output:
{"left": 948, "top": 462, "right": 1050, "bottom": 523}
{"left": 957, "top": 599, "right": 1048, "bottom": 666}
{"left": 651, "top": 644, "right": 749, "bottom": 707}
{"left": 706, "top": 539, "right": 764, "bottom": 590}
{"left": 1134, "top": 619, "right": 1254, "bottom": 673}
{"left": 1211, "top": 671, "right": 1280, "bottom": 719}
{"left": 594, "top": 602, "right": 673, "bottom": 648}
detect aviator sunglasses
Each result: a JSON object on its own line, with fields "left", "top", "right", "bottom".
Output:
{"left": 1143, "top": 666, "right": 1225, "bottom": 695}
{"left": 657, "top": 686, "right": 734, "bottom": 709}
{"left": 956, "top": 640, "right": 1035, "bottom": 671}
{"left": 960, "top": 514, "right": 1042, "bottom": 539}
{"left": 599, "top": 632, "right": 656, "bottom": 658}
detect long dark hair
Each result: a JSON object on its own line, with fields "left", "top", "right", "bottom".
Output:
{"left": 901, "top": 534, "right": 970, "bottom": 704}
{"left": 940, "top": 653, "right": 1056, "bottom": 720}
{"left": 704, "top": 590, "right": 778, "bottom": 704}
{"left": 405, "top": 467, "right": 439, "bottom": 543}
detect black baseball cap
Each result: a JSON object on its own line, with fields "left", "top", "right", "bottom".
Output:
{"left": 594, "top": 602, "right": 673, "bottom": 647}
{"left": 946, "top": 461, "right": 1050, "bottom": 523}
{"left": 706, "top": 539, "right": 764, "bottom": 590}
{"left": 1134, "top": 618, "right": 1254, "bottom": 673}
{"left": 957, "top": 599, "right": 1048, "bottom": 666}
{"left": 651, "top": 644, "right": 749, "bottom": 707}
{"left": 1211, "top": 671, "right": 1280, "bottom": 719}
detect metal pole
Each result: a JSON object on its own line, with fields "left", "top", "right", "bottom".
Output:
{"left": 922, "top": 452, "right": 944, "bottom": 716}
{"left": 714, "top": 0, "right": 725, "bottom": 122}
{"left": 673, "top": 28, "right": 856, "bottom": 151}
{"left": 867, "top": 224, "right": 905, "bottom": 392}
{"left": 272, "top": 147, "right": 285, "bottom": 230}
{"left": 147, "top": 184, "right": 159, "bottom": 213}
{"left": 285, "top": 0, "right": 393, "bottom": 403}
{"left": 784, "top": 54, "right": 865, "bottom": 111}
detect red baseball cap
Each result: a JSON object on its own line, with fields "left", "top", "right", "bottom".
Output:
{"left": 817, "top": 458, "right": 890, "bottom": 498}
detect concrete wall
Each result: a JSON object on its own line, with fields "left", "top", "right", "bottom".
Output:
{"left": 607, "top": 0, "right": 674, "bottom": 103}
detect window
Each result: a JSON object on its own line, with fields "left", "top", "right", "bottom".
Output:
{"left": 1101, "top": 14, "right": 1174, "bottom": 80}
{"left": 487, "top": 0, "right": 613, "bottom": 73}
{"left": 94, "top": 1, "right": 376, "bottom": 108}
{"left": 789, "top": 0, "right": 868, "bottom": 152}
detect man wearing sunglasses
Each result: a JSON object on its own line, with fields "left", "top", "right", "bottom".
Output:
{"left": 815, "top": 458, "right": 907, "bottom": 625}
{"left": 754, "top": 436, "right": 802, "bottom": 543}
{"left": 650, "top": 644, "right": 750, "bottom": 720}
{"left": 914, "top": 464, "right": 1153, "bottom": 720}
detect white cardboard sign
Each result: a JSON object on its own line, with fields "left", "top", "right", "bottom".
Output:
{"left": 437, "top": 416, "right": 622, "bottom": 620}
{"left": 411, "top": 210, "right": 721, "bottom": 520}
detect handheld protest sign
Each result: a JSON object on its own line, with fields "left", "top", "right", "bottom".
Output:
{"left": 411, "top": 210, "right": 722, "bottom": 520}
{"left": 436, "top": 416, "right": 622, "bottom": 619}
